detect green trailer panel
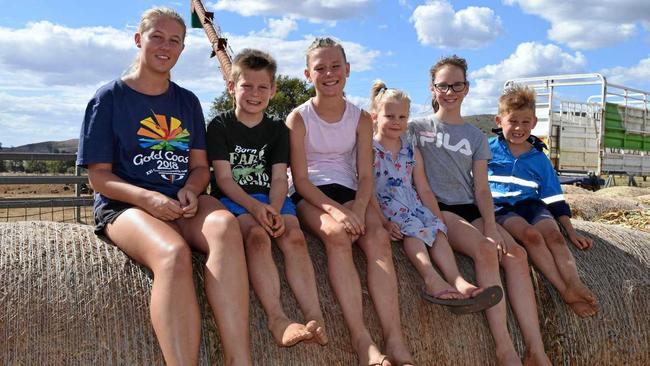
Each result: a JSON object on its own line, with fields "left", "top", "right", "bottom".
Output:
{"left": 603, "top": 102, "right": 650, "bottom": 151}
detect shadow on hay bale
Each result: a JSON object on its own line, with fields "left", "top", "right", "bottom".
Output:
{"left": 1, "top": 221, "right": 648, "bottom": 365}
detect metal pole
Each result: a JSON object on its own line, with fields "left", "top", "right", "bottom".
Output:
{"left": 190, "top": 0, "right": 232, "bottom": 81}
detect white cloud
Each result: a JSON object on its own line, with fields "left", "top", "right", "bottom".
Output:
{"left": 0, "top": 22, "right": 133, "bottom": 86}
{"left": 464, "top": 42, "right": 587, "bottom": 115}
{"left": 600, "top": 55, "right": 650, "bottom": 87}
{"left": 0, "top": 22, "right": 380, "bottom": 146}
{"left": 505, "top": 0, "right": 650, "bottom": 49}
{"left": 208, "top": 0, "right": 374, "bottom": 22}
{"left": 254, "top": 17, "right": 298, "bottom": 38}
{"left": 410, "top": 1, "right": 503, "bottom": 49}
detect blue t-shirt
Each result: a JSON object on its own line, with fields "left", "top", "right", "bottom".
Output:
{"left": 77, "top": 79, "right": 207, "bottom": 207}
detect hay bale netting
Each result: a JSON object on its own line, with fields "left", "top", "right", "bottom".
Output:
{"left": 1, "top": 221, "right": 649, "bottom": 365}
{"left": 565, "top": 193, "right": 647, "bottom": 220}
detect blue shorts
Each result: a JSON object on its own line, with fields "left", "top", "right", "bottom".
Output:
{"left": 220, "top": 193, "right": 296, "bottom": 217}
{"left": 495, "top": 200, "right": 554, "bottom": 226}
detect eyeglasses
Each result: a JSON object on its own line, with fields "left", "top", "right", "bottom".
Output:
{"left": 433, "top": 81, "right": 468, "bottom": 93}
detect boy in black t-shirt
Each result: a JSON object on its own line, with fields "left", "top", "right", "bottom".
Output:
{"left": 206, "top": 49, "right": 328, "bottom": 347}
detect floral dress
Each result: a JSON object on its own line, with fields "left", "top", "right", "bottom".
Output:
{"left": 373, "top": 137, "right": 447, "bottom": 246}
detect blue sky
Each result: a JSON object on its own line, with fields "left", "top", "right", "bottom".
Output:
{"left": 1, "top": 0, "right": 649, "bottom": 147}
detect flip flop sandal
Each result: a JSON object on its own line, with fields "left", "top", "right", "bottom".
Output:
{"left": 421, "top": 288, "right": 477, "bottom": 307}
{"left": 448, "top": 285, "right": 503, "bottom": 314}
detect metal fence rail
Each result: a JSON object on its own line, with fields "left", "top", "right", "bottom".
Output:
{"left": 0, "top": 152, "right": 90, "bottom": 222}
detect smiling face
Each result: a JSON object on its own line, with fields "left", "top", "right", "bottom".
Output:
{"left": 135, "top": 16, "right": 185, "bottom": 76}
{"left": 431, "top": 65, "right": 468, "bottom": 112}
{"left": 304, "top": 46, "right": 350, "bottom": 97}
{"left": 228, "top": 68, "right": 276, "bottom": 122}
{"left": 496, "top": 108, "right": 538, "bottom": 146}
{"left": 374, "top": 100, "right": 410, "bottom": 140}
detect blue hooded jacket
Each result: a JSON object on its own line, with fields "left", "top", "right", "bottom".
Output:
{"left": 487, "top": 130, "right": 571, "bottom": 218}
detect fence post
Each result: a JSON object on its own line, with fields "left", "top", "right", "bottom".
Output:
{"left": 75, "top": 164, "right": 81, "bottom": 223}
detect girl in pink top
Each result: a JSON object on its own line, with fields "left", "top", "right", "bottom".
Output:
{"left": 286, "top": 37, "right": 413, "bottom": 366}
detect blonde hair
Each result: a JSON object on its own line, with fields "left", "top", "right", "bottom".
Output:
{"left": 498, "top": 85, "right": 536, "bottom": 115}
{"left": 125, "top": 7, "right": 186, "bottom": 77}
{"left": 230, "top": 48, "right": 277, "bottom": 83}
{"left": 369, "top": 80, "right": 411, "bottom": 114}
{"left": 305, "top": 37, "right": 347, "bottom": 66}
{"left": 429, "top": 55, "right": 468, "bottom": 112}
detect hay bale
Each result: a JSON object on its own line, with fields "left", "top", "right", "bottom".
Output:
{"left": 561, "top": 185, "right": 591, "bottom": 195}
{"left": 565, "top": 193, "right": 646, "bottom": 220}
{"left": 1, "top": 221, "right": 648, "bottom": 365}
{"left": 594, "top": 186, "right": 650, "bottom": 198}
{"left": 637, "top": 194, "right": 650, "bottom": 205}
{"left": 595, "top": 210, "right": 650, "bottom": 233}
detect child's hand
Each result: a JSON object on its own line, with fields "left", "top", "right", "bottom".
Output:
{"left": 569, "top": 232, "right": 593, "bottom": 250}
{"left": 484, "top": 226, "right": 507, "bottom": 261}
{"left": 270, "top": 213, "right": 285, "bottom": 238}
{"left": 177, "top": 188, "right": 199, "bottom": 218}
{"left": 330, "top": 206, "right": 364, "bottom": 237}
{"left": 251, "top": 202, "right": 278, "bottom": 236}
{"left": 383, "top": 221, "right": 403, "bottom": 241}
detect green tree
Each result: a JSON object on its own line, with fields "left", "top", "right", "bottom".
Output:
{"left": 24, "top": 160, "right": 48, "bottom": 174}
{"left": 208, "top": 74, "right": 315, "bottom": 121}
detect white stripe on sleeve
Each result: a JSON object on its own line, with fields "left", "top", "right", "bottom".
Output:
{"left": 491, "top": 191, "right": 522, "bottom": 198}
{"left": 542, "top": 194, "right": 565, "bottom": 204}
{"left": 488, "top": 175, "right": 539, "bottom": 189}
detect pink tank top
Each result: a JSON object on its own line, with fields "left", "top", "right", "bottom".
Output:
{"left": 288, "top": 98, "right": 361, "bottom": 194}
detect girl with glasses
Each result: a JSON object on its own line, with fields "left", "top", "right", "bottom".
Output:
{"left": 408, "top": 55, "right": 551, "bottom": 366}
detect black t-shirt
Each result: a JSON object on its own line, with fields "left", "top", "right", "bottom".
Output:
{"left": 206, "top": 110, "right": 289, "bottom": 197}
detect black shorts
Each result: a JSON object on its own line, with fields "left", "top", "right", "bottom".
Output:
{"left": 93, "top": 198, "right": 134, "bottom": 236}
{"left": 291, "top": 183, "right": 357, "bottom": 205}
{"left": 438, "top": 202, "right": 482, "bottom": 223}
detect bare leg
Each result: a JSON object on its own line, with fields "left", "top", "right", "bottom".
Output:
{"left": 356, "top": 204, "right": 413, "bottom": 366}
{"left": 276, "top": 215, "right": 328, "bottom": 345}
{"left": 297, "top": 201, "right": 389, "bottom": 366}
{"left": 534, "top": 219, "right": 598, "bottom": 317}
{"left": 106, "top": 208, "right": 200, "bottom": 366}
{"left": 502, "top": 217, "right": 570, "bottom": 293}
{"left": 402, "top": 236, "right": 464, "bottom": 299}
{"left": 179, "top": 196, "right": 252, "bottom": 366}
{"left": 487, "top": 225, "right": 551, "bottom": 366}
{"left": 444, "top": 212, "right": 521, "bottom": 366}
{"left": 237, "top": 214, "right": 312, "bottom": 347}
{"left": 427, "top": 231, "right": 481, "bottom": 297}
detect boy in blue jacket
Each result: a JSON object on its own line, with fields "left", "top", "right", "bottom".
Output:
{"left": 488, "top": 85, "right": 598, "bottom": 317}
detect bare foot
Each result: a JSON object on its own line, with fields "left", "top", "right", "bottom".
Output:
{"left": 496, "top": 348, "right": 522, "bottom": 366}
{"left": 567, "top": 301, "right": 598, "bottom": 317}
{"left": 305, "top": 320, "right": 328, "bottom": 345}
{"left": 567, "top": 281, "right": 597, "bottom": 305}
{"left": 425, "top": 278, "right": 466, "bottom": 300}
{"left": 355, "top": 335, "right": 391, "bottom": 366}
{"left": 268, "top": 317, "right": 313, "bottom": 347}
{"left": 523, "top": 349, "right": 552, "bottom": 366}
{"left": 453, "top": 278, "right": 484, "bottom": 298}
{"left": 385, "top": 337, "right": 415, "bottom": 366}
{"left": 562, "top": 283, "right": 598, "bottom": 317}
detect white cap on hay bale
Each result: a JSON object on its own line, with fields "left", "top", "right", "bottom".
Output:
{"left": 0, "top": 221, "right": 649, "bottom": 365}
